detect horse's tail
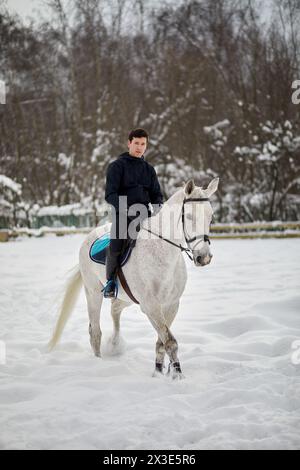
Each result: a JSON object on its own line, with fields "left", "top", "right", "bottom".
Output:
{"left": 48, "top": 265, "right": 82, "bottom": 351}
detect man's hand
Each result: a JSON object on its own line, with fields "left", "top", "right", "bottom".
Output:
{"left": 152, "top": 203, "right": 163, "bottom": 216}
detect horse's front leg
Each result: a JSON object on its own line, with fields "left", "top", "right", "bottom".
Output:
{"left": 154, "top": 302, "right": 180, "bottom": 377}
{"left": 163, "top": 327, "right": 183, "bottom": 379}
{"left": 146, "top": 304, "right": 183, "bottom": 379}
{"left": 154, "top": 337, "right": 183, "bottom": 379}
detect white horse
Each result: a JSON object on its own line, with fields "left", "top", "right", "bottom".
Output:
{"left": 48, "top": 178, "right": 219, "bottom": 378}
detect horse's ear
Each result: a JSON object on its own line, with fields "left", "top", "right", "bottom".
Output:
{"left": 204, "top": 177, "right": 219, "bottom": 197}
{"left": 184, "top": 179, "right": 195, "bottom": 196}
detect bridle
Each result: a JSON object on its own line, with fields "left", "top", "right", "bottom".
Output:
{"left": 182, "top": 197, "right": 211, "bottom": 250}
{"left": 142, "top": 197, "right": 211, "bottom": 261}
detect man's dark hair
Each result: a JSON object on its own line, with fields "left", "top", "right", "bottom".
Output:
{"left": 128, "top": 128, "right": 149, "bottom": 142}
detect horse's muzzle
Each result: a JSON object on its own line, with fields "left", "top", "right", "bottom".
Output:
{"left": 194, "top": 253, "right": 213, "bottom": 267}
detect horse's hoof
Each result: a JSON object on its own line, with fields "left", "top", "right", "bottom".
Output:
{"left": 152, "top": 369, "right": 164, "bottom": 378}
{"left": 172, "top": 371, "right": 185, "bottom": 380}
{"left": 152, "top": 363, "right": 164, "bottom": 377}
{"left": 167, "top": 362, "right": 184, "bottom": 380}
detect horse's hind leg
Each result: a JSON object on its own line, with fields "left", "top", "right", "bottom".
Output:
{"left": 155, "top": 339, "right": 166, "bottom": 374}
{"left": 84, "top": 284, "right": 103, "bottom": 357}
{"left": 108, "top": 298, "right": 129, "bottom": 353}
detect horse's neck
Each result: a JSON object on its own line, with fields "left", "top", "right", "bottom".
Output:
{"left": 140, "top": 191, "right": 185, "bottom": 245}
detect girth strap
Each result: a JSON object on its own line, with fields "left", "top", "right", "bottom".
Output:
{"left": 117, "top": 267, "right": 140, "bottom": 304}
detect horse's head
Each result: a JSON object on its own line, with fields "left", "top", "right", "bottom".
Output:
{"left": 182, "top": 178, "right": 219, "bottom": 267}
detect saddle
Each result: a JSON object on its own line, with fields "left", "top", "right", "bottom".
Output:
{"left": 89, "top": 232, "right": 139, "bottom": 303}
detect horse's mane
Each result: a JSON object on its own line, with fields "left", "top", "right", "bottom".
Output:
{"left": 165, "top": 183, "right": 205, "bottom": 206}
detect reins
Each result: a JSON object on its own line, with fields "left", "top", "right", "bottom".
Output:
{"left": 142, "top": 197, "right": 211, "bottom": 261}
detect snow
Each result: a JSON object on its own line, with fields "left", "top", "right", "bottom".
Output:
{"left": 0, "top": 175, "right": 22, "bottom": 195}
{"left": 203, "top": 119, "right": 230, "bottom": 139}
{"left": 204, "top": 120, "right": 230, "bottom": 154}
{"left": 36, "top": 203, "right": 83, "bottom": 217}
{"left": 57, "top": 153, "right": 71, "bottom": 169}
{"left": 267, "top": 142, "right": 278, "bottom": 154}
{"left": 31, "top": 201, "right": 109, "bottom": 218}
{"left": 234, "top": 146, "right": 259, "bottom": 156}
{"left": 0, "top": 235, "right": 300, "bottom": 450}
{"left": 203, "top": 119, "right": 230, "bottom": 133}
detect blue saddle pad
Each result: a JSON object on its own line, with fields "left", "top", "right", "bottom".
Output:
{"left": 89, "top": 232, "right": 134, "bottom": 267}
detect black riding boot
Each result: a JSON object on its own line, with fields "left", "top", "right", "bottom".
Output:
{"left": 102, "top": 248, "right": 120, "bottom": 298}
{"left": 106, "top": 248, "right": 119, "bottom": 281}
{"left": 103, "top": 214, "right": 127, "bottom": 298}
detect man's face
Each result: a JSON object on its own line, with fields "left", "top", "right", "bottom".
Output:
{"left": 128, "top": 137, "right": 148, "bottom": 157}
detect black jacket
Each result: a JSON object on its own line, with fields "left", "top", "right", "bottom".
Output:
{"left": 105, "top": 152, "right": 163, "bottom": 213}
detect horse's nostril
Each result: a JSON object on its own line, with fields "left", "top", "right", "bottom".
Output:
{"left": 196, "top": 256, "right": 202, "bottom": 264}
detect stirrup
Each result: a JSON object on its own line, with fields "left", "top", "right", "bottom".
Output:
{"left": 101, "top": 279, "right": 118, "bottom": 298}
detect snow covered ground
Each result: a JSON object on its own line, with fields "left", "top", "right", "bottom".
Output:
{"left": 0, "top": 234, "right": 299, "bottom": 450}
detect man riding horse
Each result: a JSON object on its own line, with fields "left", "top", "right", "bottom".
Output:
{"left": 102, "top": 128, "right": 164, "bottom": 298}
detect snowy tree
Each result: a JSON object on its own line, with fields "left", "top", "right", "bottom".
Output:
{"left": 0, "top": 175, "right": 22, "bottom": 228}
{"left": 1, "top": 0, "right": 300, "bottom": 225}
{"left": 234, "top": 120, "right": 300, "bottom": 221}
